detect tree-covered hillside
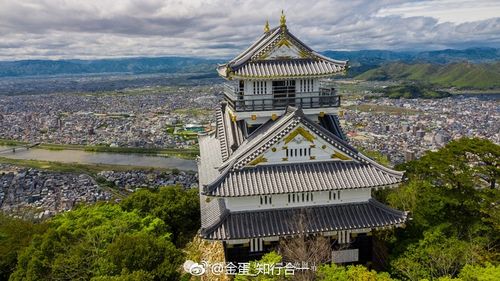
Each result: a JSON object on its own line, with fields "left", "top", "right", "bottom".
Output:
{"left": 1, "top": 186, "right": 200, "bottom": 281}
{"left": 355, "top": 62, "right": 500, "bottom": 90}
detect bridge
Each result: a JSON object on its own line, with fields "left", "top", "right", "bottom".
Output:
{"left": 0, "top": 142, "right": 41, "bottom": 154}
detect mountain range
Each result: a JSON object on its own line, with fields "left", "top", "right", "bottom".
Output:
{"left": 0, "top": 57, "right": 220, "bottom": 78}
{"left": 0, "top": 47, "right": 498, "bottom": 78}
{"left": 322, "top": 47, "right": 500, "bottom": 76}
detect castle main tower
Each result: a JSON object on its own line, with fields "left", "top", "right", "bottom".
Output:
{"left": 198, "top": 12, "right": 407, "bottom": 263}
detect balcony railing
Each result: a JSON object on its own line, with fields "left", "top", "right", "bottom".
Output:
{"left": 223, "top": 83, "right": 341, "bottom": 112}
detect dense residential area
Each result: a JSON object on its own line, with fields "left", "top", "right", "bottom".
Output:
{"left": 0, "top": 86, "right": 218, "bottom": 148}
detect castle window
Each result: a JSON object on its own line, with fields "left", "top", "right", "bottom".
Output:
{"left": 260, "top": 195, "right": 272, "bottom": 205}
{"left": 288, "top": 192, "right": 314, "bottom": 203}
{"left": 299, "top": 79, "right": 314, "bottom": 92}
{"left": 253, "top": 81, "right": 267, "bottom": 95}
{"left": 329, "top": 191, "right": 338, "bottom": 200}
{"left": 286, "top": 147, "right": 311, "bottom": 159}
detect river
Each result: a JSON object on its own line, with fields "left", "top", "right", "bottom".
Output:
{"left": 0, "top": 146, "right": 197, "bottom": 171}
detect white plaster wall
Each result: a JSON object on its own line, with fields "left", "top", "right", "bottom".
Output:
{"left": 260, "top": 124, "right": 352, "bottom": 164}
{"left": 225, "top": 188, "right": 372, "bottom": 212}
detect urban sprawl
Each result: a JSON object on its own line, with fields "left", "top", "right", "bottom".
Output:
{"left": 0, "top": 85, "right": 498, "bottom": 218}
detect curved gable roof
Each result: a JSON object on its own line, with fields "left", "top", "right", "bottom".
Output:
{"left": 201, "top": 106, "right": 404, "bottom": 197}
{"left": 217, "top": 24, "right": 348, "bottom": 79}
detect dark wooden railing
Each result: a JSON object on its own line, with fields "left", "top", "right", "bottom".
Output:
{"left": 223, "top": 84, "right": 341, "bottom": 112}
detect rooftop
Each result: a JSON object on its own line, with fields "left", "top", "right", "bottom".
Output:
{"left": 200, "top": 106, "right": 404, "bottom": 197}
{"left": 217, "top": 14, "right": 348, "bottom": 80}
{"left": 202, "top": 199, "right": 408, "bottom": 240}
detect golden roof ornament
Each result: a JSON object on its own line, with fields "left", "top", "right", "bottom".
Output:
{"left": 280, "top": 10, "right": 286, "bottom": 27}
{"left": 264, "top": 20, "right": 270, "bottom": 33}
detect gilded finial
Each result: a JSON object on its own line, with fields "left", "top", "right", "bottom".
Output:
{"left": 264, "top": 20, "right": 270, "bottom": 33}
{"left": 280, "top": 10, "right": 286, "bottom": 27}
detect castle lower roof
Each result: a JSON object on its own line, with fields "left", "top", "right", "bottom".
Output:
{"left": 201, "top": 199, "right": 407, "bottom": 240}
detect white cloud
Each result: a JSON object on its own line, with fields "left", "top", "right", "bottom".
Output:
{"left": 377, "top": 0, "right": 500, "bottom": 24}
{"left": 0, "top": 0, "right": 498, "bottom": 60}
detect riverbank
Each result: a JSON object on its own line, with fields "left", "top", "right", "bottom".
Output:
{"left": 0, "top": 144, "right": 197, "bottom": 171}
{"left": 0, "top": 156, "right": 174, "bottom": 176}
{"left": 0, "top": 139, "right": 199, "bottom": 159}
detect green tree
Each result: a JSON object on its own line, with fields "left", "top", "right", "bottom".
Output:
{"left": 91, "top": 270, "right": 155, "bottom": 281}
{"left": 0, "top": 214, "right": 48, "bottom": 280}
{"left": 9, "top": 204, "right": 182, "bottom": 281}
{"left": 381, "top": 138, "right": 500, "bottom": 279}
{"left": 458, "top": 263, "right": 500, "bottom": 281}
{"left": 120, "top": 186, "right": 200, "bottom": 247}
{"left": 391, "top": 226, "right": 482, "bottom": 280}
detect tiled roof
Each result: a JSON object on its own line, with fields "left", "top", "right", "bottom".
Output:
{"left": 320, "top": 114, "right": 348, "bottom": 142}
{"left": 217, "top": 24, "right": 347, "bottom": 79}
{"left": 215, "top": 108, "right": 229, "bottom": 161}
{"left": 232, "top": 59, "right": 346, "bottom": 79}
{"left": 200, "top": 197, "right": 228, "bottom": 230}
{"left": 205, "top": 161, "right": 402, "bottom": 197}
{"left": 201, "top": 199, "right": 408, "bottom": 240}
{"left": 202, "top": 107, "right": 404, "bottom": 198}
{"left": 214, "top": 104, "right": 247, "bottom": 162}
{"left": 216, "top": 107, "right": 361, "bottom": 172}
{"left": 198, "top": 131, "right": 228, "bottom": 232}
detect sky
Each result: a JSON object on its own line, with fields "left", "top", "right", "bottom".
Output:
{"left": 0, "top": 0, "right": 499, "bottom": 60}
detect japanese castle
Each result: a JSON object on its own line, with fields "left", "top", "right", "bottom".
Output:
{"left": 198, "top": 12, "right": 407, "bottom": 263}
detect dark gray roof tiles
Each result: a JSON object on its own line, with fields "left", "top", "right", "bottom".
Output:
{"left": 205, "top": 161, "right": 402, "bottom": 197}
{"left": 200, "top": 196, "right": 228, "bottom": 230}
{"left": 319, "top": 114, "right": 348, "bottom": 142}
{"left": 202, "top": 199, "right": 407, "bottom": 240}
{"left": 215, "top": 108, "right": 229, "bottom": 161}
{"left": 215, "top": 105, "right": 247, "bottom": 162}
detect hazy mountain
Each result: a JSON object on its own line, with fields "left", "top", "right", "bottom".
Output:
{"left": 0, "top": 47, "right": 498, "bottom": 78}
{"left": 0, "top": 57, "right": 221, "bottom": 78}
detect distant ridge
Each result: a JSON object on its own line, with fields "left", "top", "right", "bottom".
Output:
{"left": 0, "top": 57, "right": 222, "bottom": 78}
{"left": 0, "top": 48, "right": 498, "bottom": 78}
{"left": 355, "top": 62, "right": 500, "bottom": 90}
{"left": 321, "top": 47, "right": 500, "bottom": 76}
